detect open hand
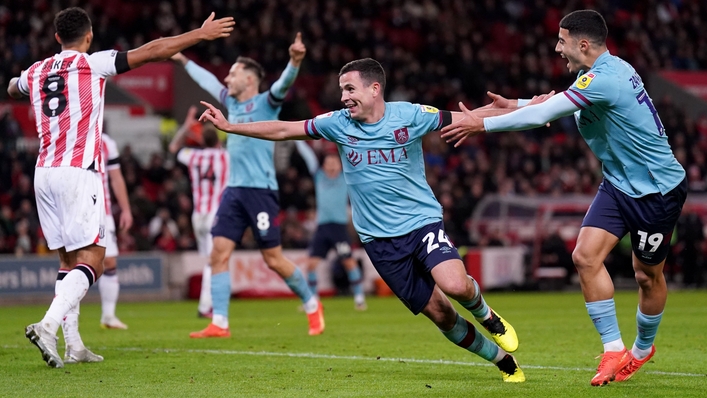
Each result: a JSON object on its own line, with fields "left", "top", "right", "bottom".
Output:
{"left": 440, "top": 102, "right": 485, "bottom": 147}
{"left": 199, "top": 101, "right": 229, "bottom": 130}
{"left": 486, "top": 91, "right": 512, "bottom": 108}
{"left": 200, "top": 12, "right": 235, "bottom": 41}
{"left": 289, "top": 32, "right": 306, "bottom": 65}
{"left": 119, "top": 210, "right": 133, "bottom": 231}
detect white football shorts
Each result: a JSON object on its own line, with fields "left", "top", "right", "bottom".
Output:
{"left": 104, "top": 214, "right": 118, "bottom": 258}
{"left": 192, "top": 211, "right": 216, "bottom": 257}
{"left": 34, "top": 167, "right": 106, "bottom": 252}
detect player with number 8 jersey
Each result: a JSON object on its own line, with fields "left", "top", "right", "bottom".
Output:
{"left": 7, "top": 7, "right": 234, "bottom": 368}
{"left": 172, "top": 31, "right": 326, "bottom": 338}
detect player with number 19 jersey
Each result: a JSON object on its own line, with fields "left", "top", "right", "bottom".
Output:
{"left": 564, "top": 51, "right": 684, "bottom": 197}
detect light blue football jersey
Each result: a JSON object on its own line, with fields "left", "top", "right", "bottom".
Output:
{"left": 220, "top": 91, "right": 280, "bottom": 189}
{"left": 564, "top": 51, "right": 685, "bottom": 198}
{"left": 314, "top": 170, "right": 349, "bottom": 225}
{"left": 185, "top": 60, "right": 299, "bottom": 189}
{"left": 304, "top": 102, "right": 447, "bottom": 243}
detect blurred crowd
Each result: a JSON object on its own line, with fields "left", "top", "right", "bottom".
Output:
{"left": 1, "top": 0, "right": 706, "bottom": 285}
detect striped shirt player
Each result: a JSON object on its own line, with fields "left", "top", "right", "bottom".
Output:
{"left": 7, "top": 7, "right": 235, "bottom": 369}
{"left": 176, "top": 146, "right": 229, "bottom": 257}
{"left": 17, "top": 49, "right": 131, "bottom": 254}
{"left": 101, "top": 134, "right": 121, "bottom": 258}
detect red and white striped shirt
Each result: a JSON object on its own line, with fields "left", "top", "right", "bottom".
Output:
{"left": 17, "top": 50, "right": 126, "bottom": 172}
{"left": 177, "top": 147, "right": 229, "bottom": 215}
{"left": 101, "top": 134, "right": 121, "bottom": 215}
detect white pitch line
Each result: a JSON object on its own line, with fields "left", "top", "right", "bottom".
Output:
{"left": 5, "top": 344, "right": 703, "bottom": 378}
{"left": 113, "top": 347, "right": 704, "bottom": 378}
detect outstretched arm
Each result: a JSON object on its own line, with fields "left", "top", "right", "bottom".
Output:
{"left": 172, "top": 52, "right": 227, "bottom": 103}
{"left": 442, "top": 92, "right": 577, "bottom": 147}
{"left": 199, "top": 101, "right": 310, "bottom": 141}
{"left": 269, "top": 32, "right": 306, "bottom": 105}
{"left": 126, "top": 13, "right": 234, "bottom": 70}
{"left": 169, "top": 106, "right": 200, "bottom": 154}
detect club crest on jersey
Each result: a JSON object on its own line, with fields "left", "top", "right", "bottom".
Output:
{"left": 576, "top": 73, "right": 595, "bottom": 90}
{"left": 420, "top": 105, "right": 439, "bottom": 113}
{"left": 346, "top": 149, "right": 363, "bottom": 167}
{"left": 245, "top": 103, "right": 254, "bottom": 112}
{"left": 393, "top": 127, "right": 409, "bottom": 144}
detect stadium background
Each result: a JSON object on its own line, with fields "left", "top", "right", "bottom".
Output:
{"left": 1, "top": 0, "right": 706, "bottom": 295}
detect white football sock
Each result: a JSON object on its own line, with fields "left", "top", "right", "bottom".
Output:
{"left": 303, "top": 297, "right": 319, "bottom": 314}
{"left": 99, "top": 271, "right": 120, "bottom": 319}
{"left": 603, "top": 338, "right": 625, "bottom": 353}
{"left": 198, "top": 264, "right": 213, "bottom": 314}
{"left": 43, "top": 265, "right": 93, "bottom": 334}
{"left": 631, "top": 344, "right": 653, "bottom": 360}
{"left": 212, "top": 314, "right": 229, "bottom": 329}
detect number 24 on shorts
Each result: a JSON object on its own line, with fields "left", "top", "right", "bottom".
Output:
{"left": 422, "top": 229, "right": 453, "bottom": 254}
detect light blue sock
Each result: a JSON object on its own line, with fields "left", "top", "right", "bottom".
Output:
{"left": 285, "top": 268, "right": 314, "bottom": 303}
{"left": 211, "top": 271, "right": 231, "bottom": 317}
{"left": 457, "top": 277, "right": 490, "bottom": 321}
{"left": 347, "top": 267, "right": 363, "bottom": 297}
{"left": 586, "top": 299, "right": 622, "bottom": 344}
{"left": 307, "top": 270, "right": 318, "bottom": 293}
{"left": 635, "top": 307, "right": 662, "bottom": 350}
{"left": 441, "top": 313, "right": 500, "bottom": 362}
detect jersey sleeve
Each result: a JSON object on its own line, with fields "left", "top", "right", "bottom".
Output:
{"left": 103, "top": 136, "right": 121, "bottom": 170}
{"left": 565, "top": 70, "right": 619, "bottom": 109}
{"left": 304, "top": 111, "right": 344, "bottom": 143}
{"left": 17, "top": 68, "right": 31, "bottom": 96}
{"left": 88, "top": 50, "right": 130, "bottom": 78}
{"left": 184, "top": 61, "right": 229, "bottom": 106}
{"left": 176, "top": 148, "right": 195, "bottom": 166}
{"left": 408, "top": 103, "right": 452, "bottom": 139}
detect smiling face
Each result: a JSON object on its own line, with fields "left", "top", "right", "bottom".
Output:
{"left": 339, "top": 71, "right": 379, "bottom": 122}
{"left": 224, "top": 62, "right": 255, "bottom": 97}
{"left": 555, "top": 28, "right": 584, "bottom": 74}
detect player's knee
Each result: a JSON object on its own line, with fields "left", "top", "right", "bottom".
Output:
{"left": 633, "top": 268, "right": 659, "bottom": 289}
{"left": 103, "top": 256, "right": 117, "bottom": 271}
{"left": 438, "top": 278, "right": 472, "bottom": 300}
{"left": 572, "top": 248, "right": 599, "bottom": 271}
{"left": 210, "top": 247, "right": 230, "bottom": 272}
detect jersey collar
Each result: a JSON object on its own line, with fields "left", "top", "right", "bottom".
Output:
{"left": 579, "top": 50, "right": 611, "bottom": 76}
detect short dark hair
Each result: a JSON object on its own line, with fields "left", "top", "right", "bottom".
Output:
{"left": 202, "top": 125, "right": 219, "bottom": 148}
{"left": 54, "top": 7, "right": 92, "bottom": 45}
{"left": 236, "top": 56, "right": 265, "bottom": 82}
{"left": 339, "top": 58, "right": 386, "bottom": 92}
{"left": 559, "top": 10, "right": 608, "bottom": 45}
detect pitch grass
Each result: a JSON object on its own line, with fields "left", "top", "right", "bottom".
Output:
{"left": 1, "top": 291, "right": 706, "bottom": 397}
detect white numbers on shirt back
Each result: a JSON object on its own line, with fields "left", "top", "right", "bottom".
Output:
{"left": 637, "top": 230, "right": 663, "bottom": 252}
{"left": 422, "top": 229, "right": 453, "bottom": 254}
{"left": 256, "top": 212, "right": 270, "bottom": 231}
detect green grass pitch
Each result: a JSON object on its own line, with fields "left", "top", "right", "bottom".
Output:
{"left": 1, "top": 290, "right": 705, "bottom": 397}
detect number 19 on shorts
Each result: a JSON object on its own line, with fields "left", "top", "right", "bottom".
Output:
{"left": 637, "top": 230, "right": 663, "bottom": 252}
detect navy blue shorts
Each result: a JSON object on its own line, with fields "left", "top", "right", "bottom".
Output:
{"left": 582, "top": 178, "right": 687, "bottom": 265}
{"left": 309, "top": 223, "right": 352, "bottom": 258}
{"left": 363, "top": 221, "right": 462, "bottom": 315}
{"left": 211, "top": 187, "right": 281, "bottom": 249}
